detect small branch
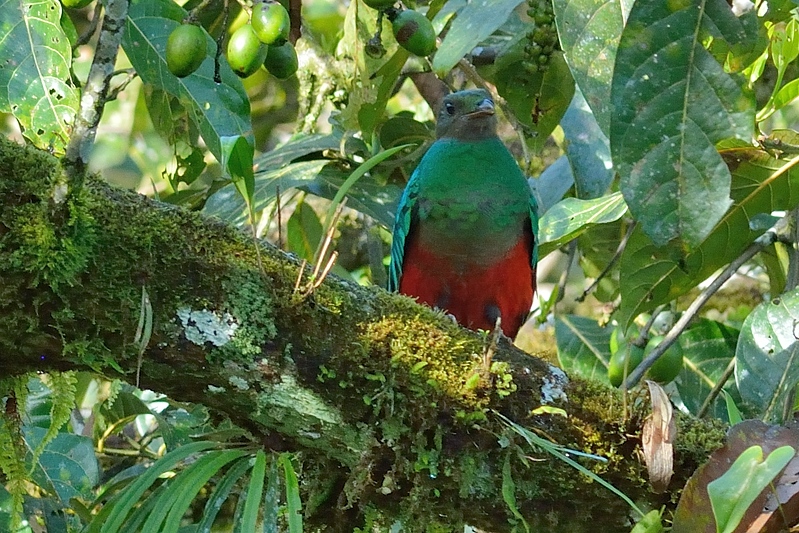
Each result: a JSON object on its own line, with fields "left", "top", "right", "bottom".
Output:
{"left": 578, "top": 221, "right": 636, "bottom": 302}
{"left": 785, "top": 205, "right": 799, "bottom": 292}
{"left": 106, "top": 68, "right": 137, "bottom": 101}
{"left": 63, "top": 0, "right": 130, "bottom": 189}
{"left": 623, "top": 220, "right": 786, "bottom": 389}
{"left": 555, "top": 240, "right": 577, "bottom": 308}
{"left": 697, "top": 356, "right": 736, "bottom": 419}
{"left": 75, "top": 1, "right": 104, "bottom": 48}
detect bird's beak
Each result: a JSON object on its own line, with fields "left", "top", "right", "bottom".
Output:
{"left": 469, "top": 98, "right": 495, "bottom": 118}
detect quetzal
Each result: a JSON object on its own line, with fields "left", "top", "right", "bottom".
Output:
{"left": 388, "top": 89, "right": 539, "bottom": 338}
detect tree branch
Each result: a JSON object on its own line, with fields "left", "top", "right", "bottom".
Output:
{"left": 0, "top": 137, "right": 726, "bottom": 532}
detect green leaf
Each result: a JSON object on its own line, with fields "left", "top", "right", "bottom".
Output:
{"left": 674, "top": 320, "right": 741, "bottom": 423}
{"left": 262, "top": 457, "right": 280, "bottom": 533}
{"left": 158, "top": 450, "right": 248, "bottom": 533}
{"left": 723, "top": 391, "right": 743, "bottom": 426}
{"left": 735, "top": 288, "right": 799, "bottom": 423}
{"left": 240, "top": 450, "right": 266, "bottom": 533}
{"left": 560, "top": 88, "right": 613, "bottom": 199}
{"left": 221, "top": 135, "right": 255, "bottom": 206}
{"left": 610, "top": 0, "right": 755, "bottom": 248}
{"left": 707, "top": 445, "right": 795, "bottom": 533}
{"left": 23, "top": 428, "right": 99, "bottom": 504}
{"left": 89, "top": 441, "right": 218, "bottom": 533}
{"left": 0, "top": 0, "right": 78, "bottom": 152}
{"left": 538, "top": 192, "right": 627, "bottom": 257}
{"left": 630, "top": 509, "right": 664, "bottom": 533}
{"left": 122, "top": 0, "right": 252, "bottom": 170}
{"left": 432, "top": 0, "right": 524, "bottom": 77}
{"left": 495, "top": 51, "right": 575, "bottom": 149}
{"left": 281, "top": 453, "right": 303, "bottom": 533}
{"left": 618, "top": 133, "right": 799, "bottom": 327}
{"left": 195, "top": 457, "right": 253, "bottom": 533}
{"left": 554, "top": 315, "right": 611, "bottom": 384}
{"left": 286, "top": 198, "right": 323, "bottom": 262}
{"left": 553, "top": 0, "right": 628, "bottom": 137}
{"left": 501, "top": 453, "right": 529, "bottom": 532}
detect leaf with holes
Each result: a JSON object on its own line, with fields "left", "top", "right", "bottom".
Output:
{"left": 0, "top": 0, "right": 78, "bottom": 152}
{"left": 618, "top": 131, "right": 799, "bottom": 327}
{"left": 736, "top": 288, "right": 799, "bottom": 423}
{"left": 610, "top": 0, "right": 755, "bottom": 248}
{"left": 539, "top": 192, "right": 627, "bottom": 257}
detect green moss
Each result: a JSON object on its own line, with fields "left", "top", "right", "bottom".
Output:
{"left": 0, "top": 138, "right": 95, "bottom": 291}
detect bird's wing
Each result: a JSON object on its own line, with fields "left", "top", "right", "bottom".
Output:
{"left": 388, "top": 170, "right": 421, "bottom": 292}
{"left": 528, "top": 188, "right": 540, "bottom": 270}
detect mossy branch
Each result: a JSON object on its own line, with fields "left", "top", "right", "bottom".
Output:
{"left": 0, "top": 137, "right": 725, "bottom": 532}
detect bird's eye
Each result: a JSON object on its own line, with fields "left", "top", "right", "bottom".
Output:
{"left": 445, "top": 102, "right": 455, "bottom": 115}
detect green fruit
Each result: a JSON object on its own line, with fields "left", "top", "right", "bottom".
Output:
{"left": 227, "top": 24, "right": 268, "bottom": 78}
{"left": 391, "top": 9, "right": 436, "bottom": 57}
{"left": 166, "top": 24, "right": 207, "bottom": 78}
{"left": 61, "top": 0, "right": 93, "bottom": 9}
{"left": 251, "top": 1, "right": 290, "bottom": 45}
{"left": 608, "top": 343, "right": 644, "bottom": 387}
{"left": 645, "top": 336, "right": 684, "bottom": 383}
{"left": 264, "top": 41, "right": 298, "bottom": 79}
{"left": 363, "top": 0, "right": 396, "bottom": 9}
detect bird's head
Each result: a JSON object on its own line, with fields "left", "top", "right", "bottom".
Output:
{"left": 435, "top": 89, "right": 498, "bottom": 141}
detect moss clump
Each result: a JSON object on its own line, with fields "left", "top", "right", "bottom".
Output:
{"left": 0, "top": 137, "right": 95, "bottom": 291}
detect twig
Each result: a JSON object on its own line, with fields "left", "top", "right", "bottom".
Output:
{"left": 785, "top": 205, "right": 799, "bottom": 292}
{"left": 622, "top": 220, "right": 786, "bottom": 389}
{"left": 64, "top": 0, "right": 129, "bottom": 190}
{"left": 578, "top": 221, "right": 636, "bottom": 302}
{"left": 697, "top": 356, "right": 736, "bottom": 419}
{"left": 555, "top": 240, "right": 577, "bottom": 308}
{"left": 75, "top": 1, "right": 104, "bottom": 47}
{"left": 276, "top": 184, "right": 283, "bottom": 250}
{"left": 106, "top": 68, "right": 137, "bottom": 101}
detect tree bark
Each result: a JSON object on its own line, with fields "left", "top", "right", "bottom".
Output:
{"left": 0, "top": 137, "right": 725, "bottom": 532}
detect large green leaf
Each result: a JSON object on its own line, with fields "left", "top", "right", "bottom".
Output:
{"left": 24, "top": 428, "right": 99, "bottom": 504}
{"left": 610, "top": 0, "right": 755, "bottom": 248}
{"left": 674, "top": 320, "right": 741, "bottom": 423}
{"left": 618, "top": 132, "right": 799, "bottom": 327}
{"left": 553, "top": 0, "right": 628, "bottom": 138}
{"left": 538, "top": 192, "right": 627, "bottom": 257}
{"left": 560, "top": 88, "right": 613, "bottom": 200}
{"left": 735, "top": 288, "right": 799, "bottom": 423}
{"left": 431, "top": 0, "right": 524, "bottom": 77}
{"left": 0, "top": 0, "right": 78, "bottom": 152}
{"left": 554, "top": 314, "right": 611, "bottom": 384}
{"left": 121, "top": 0, "right": 252, "bottom": 174}
{"left": 707, "top": 445, "right": 795, "bottom": 533}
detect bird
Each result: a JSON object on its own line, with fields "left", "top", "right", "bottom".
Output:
{"left": 388, "top": 88, "right": 538, "bottom": 338}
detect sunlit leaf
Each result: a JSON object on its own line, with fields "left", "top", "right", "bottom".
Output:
{"left": 0, "top": 0, "right": 78, "bottom": 152}
{"left": 708, "top": 445, "right": 795, "bottom": 533}
{"left": 736, "top": 288, "right": 799, "bottom": 423}
{"left": 553, "top": 0, "right": 628, "bottom": 137}
{"left": 538, "top": 192, "right": 627, "bottom": 257}
{"left": 610, "top": 0, "right": 755, "bottom": 248}
{"left": 432, "top": 0, "right": 524, "bottom": 77}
